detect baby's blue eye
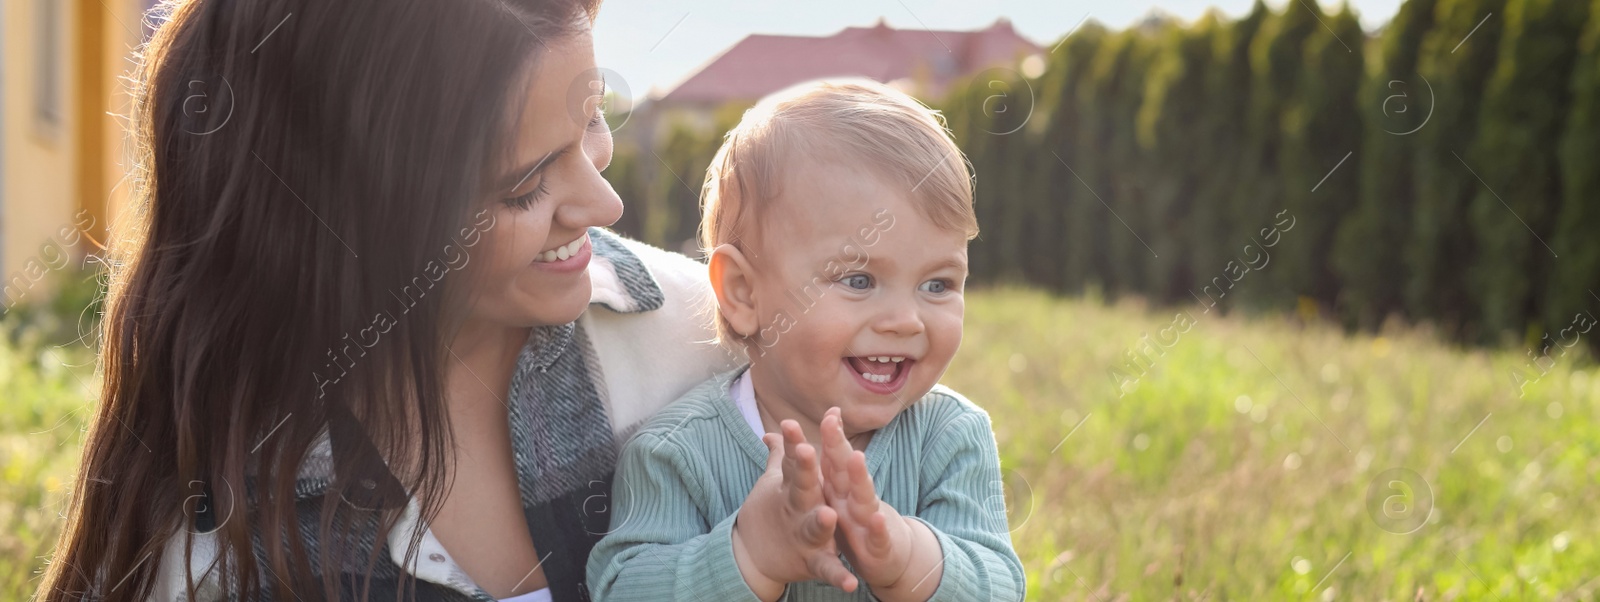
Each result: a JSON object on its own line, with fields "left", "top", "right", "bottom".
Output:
{"left": 841, "top": 274, "right": 873, "bottom": 290}
{"left": 921, "top": 279, "right": 949, "bottom": 294}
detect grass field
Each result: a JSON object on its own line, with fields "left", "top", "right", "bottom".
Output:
{"left": 1, "top": 317, "right": 97, "bottom": 599}
{"left": 2, "top": 287, "right": 1595, "bottom": 600}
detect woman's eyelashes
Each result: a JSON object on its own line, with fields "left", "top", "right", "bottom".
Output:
{"left": 503, "top": 178, "right": 550, "bottom": 210}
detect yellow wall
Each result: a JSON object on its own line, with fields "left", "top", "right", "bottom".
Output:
{"left": 2, "top": 0, "right": 139, "bottom": 306}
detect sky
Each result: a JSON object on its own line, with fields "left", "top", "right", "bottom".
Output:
{"left": 591, "top": 0, "right": 1408, "bottom": 101}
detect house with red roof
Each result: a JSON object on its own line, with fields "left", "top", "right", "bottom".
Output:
{"left": 626, "top": 18, "right": 1042, "bottom": 144}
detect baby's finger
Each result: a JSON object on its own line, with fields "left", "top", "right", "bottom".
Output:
{"left": 781, "top": 420, "right": 805, "bottom": 471}
{"left": 800, "top": 505, "right": 839, "bottom": 546}
{"left": 761, "top": 433, "right": 785, "bottom": 475}
{"left": 820, "top": 472, "right": 848, "bottom": 511}
{"left": 807, "top": 550, "right": 859, "bottom": 593}
{"left": 864, "top": 510, "right": 894, "bottom": 558}
{"left": 818, "top": 444, "right": 847, "bottom": 507}
{"left": 819, "top": 410, "right": 855, "bottom": 486}
{"left": 846, "top": 450, "right": 879, "bottom": 511}
{"left": 785, "top": 443, "right": 824, "bottom": 510}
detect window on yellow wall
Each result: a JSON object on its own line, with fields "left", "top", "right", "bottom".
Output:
{"left": 35, "top": 0, "right": 63, "bottom": 131}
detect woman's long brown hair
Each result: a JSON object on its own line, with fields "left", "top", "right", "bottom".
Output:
{"left": 36, "top": 0, "right": 600, "bottom": 600}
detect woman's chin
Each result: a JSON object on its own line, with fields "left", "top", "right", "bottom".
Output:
{"left": 536, "top": 274, "right": 593, "bottom": 325}
{"left": 493, "top": 275, "right": 593, "bottom": 329}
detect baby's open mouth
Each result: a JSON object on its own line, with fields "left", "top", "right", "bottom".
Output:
{"left": 845, "top": 355, "right": 911, "bottom": 385}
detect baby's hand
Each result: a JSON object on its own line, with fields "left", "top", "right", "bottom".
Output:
{"left": 732, "top": 420, "right": 860, "bottom": 601}
{"left": 818, "top": 407, "right": 920, "bottom": 591}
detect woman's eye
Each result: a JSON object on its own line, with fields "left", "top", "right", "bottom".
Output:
{"left": 502, "top": 179, "right": 550, "bottom": 210}
{"left": 840, "top": 274, "right": 873, "bottom": 290}
{"left": 588, "top": 109, "right": 606, "bottom": 129}
{"left": 920, "top": 279, "right": 951, "bottom": 294}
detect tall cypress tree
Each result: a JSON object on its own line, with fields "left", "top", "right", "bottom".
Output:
{"left": 1076, "top": 26, "right": 1157, "bottom": 298}
{"left": 1190, "top": 2, "right": 1270, "bottom": 314}
{"left": 1406, "top": 0, "right": 1507, "bottom": 335}
{"left": 1467, "top": 0, "right": 1588, "bottom": 342}
{"left": 1546, "top": 0, "right": 1600, "bottom": 342}
{"left": 1280, "top": 2, "right": 1366, "bottom": 307}
{"left": 986, "top": 68, "right": 1041, "bottom": 285}
{"left": 1038, "top": 23, "right": 1113, "bottom": 295}
{"left": 1241, "top": 0, "right": 1320, "bottom": 309}
{"left": 1137, "top": 12, "right": 1221, "bottom": 302}
{"left": 1049, "top": 22, "right": 1113, "bottom": 294}
{"left": 938, "top": 79, "right": 991, "bottom": 275}
{"left": 942, "top": 72, "right": 1034, "bottom": 283}
{"left": 1332, "top": 0, "right": 1438, "bottom": 328}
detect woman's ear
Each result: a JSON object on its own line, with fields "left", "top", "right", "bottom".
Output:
{"left": 708, "top": 244, "right": 759, "bottom": 339}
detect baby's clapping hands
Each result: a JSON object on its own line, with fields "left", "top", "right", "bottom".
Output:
{"left": 732, "top": 418, "right": 859, "bottom": 600}
{"left": 732, "top": 408, "right": 944, "bottom": 602}
{"left": 818, "top": 407, "right": 944, "bottom": 602}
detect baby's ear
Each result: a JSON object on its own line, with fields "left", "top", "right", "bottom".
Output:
{"left": 708, "top": 244, "right": 759, "bottom": 339}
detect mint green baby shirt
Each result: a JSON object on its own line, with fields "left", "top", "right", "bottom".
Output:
{"left": 586, "top": 366, "right": 1025, "bottom": 601}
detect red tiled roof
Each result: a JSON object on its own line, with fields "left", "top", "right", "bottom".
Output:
{"left": 656, "top": 18, "right": 1040, "bottom": 105}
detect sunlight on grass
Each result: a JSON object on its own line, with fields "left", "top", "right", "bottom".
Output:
{"left": 0, "top": 333, "right": 97, "bottom": 598}
{"left": 945, "top": 287, "right": 1598, "bottom": 600}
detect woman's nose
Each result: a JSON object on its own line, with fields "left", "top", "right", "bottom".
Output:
{"left": 555, "top": 161, "right": 624, "bottom": 231}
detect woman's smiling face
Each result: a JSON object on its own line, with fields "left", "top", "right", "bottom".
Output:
{"left": 470, "top": 25, "right": 623, "bottom": 328}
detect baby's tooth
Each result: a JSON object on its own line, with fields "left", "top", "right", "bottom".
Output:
{"left": 892, "top": 357, "right": 903, "bottom": 363}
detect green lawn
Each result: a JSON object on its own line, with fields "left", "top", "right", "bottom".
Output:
{"left": 0, "top": 330, "right": 96, "bottom": 598}
{"left": 948, "top": 288, "right": 1597, "bottom": 600}
{"left": 2, "top": 287, "right": 1595, "bottom": 600}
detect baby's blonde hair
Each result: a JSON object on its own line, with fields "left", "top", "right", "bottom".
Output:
{"left": 698, "top": 78, "right": 979, "bottom": 345}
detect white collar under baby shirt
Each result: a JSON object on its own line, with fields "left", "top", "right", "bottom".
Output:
{"left": 730, "top": 369, "right": 766, "bottom": 437}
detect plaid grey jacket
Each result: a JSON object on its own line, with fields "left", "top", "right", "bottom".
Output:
{"left": 150, "top": 228, "right": 742, "bottom": 601}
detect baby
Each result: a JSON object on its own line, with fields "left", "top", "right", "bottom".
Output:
{"left": 587, "top": 79, "right": 1024, "bottom": 602}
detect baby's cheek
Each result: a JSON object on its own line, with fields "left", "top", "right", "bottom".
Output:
{"left": 932, "top": 308, "right": 965, "bottom": 346}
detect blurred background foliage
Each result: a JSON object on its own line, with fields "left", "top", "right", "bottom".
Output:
{"left": 610, "top": 0, "right": 1600, "bottom": 352}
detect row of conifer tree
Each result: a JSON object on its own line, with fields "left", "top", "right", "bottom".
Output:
{"left": 605, "top": 0, "right": 1600, "bottom": 350}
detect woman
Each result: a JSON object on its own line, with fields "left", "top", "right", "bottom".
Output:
{"left": 35, "top": 0, "right": 738, "bottom": 600}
